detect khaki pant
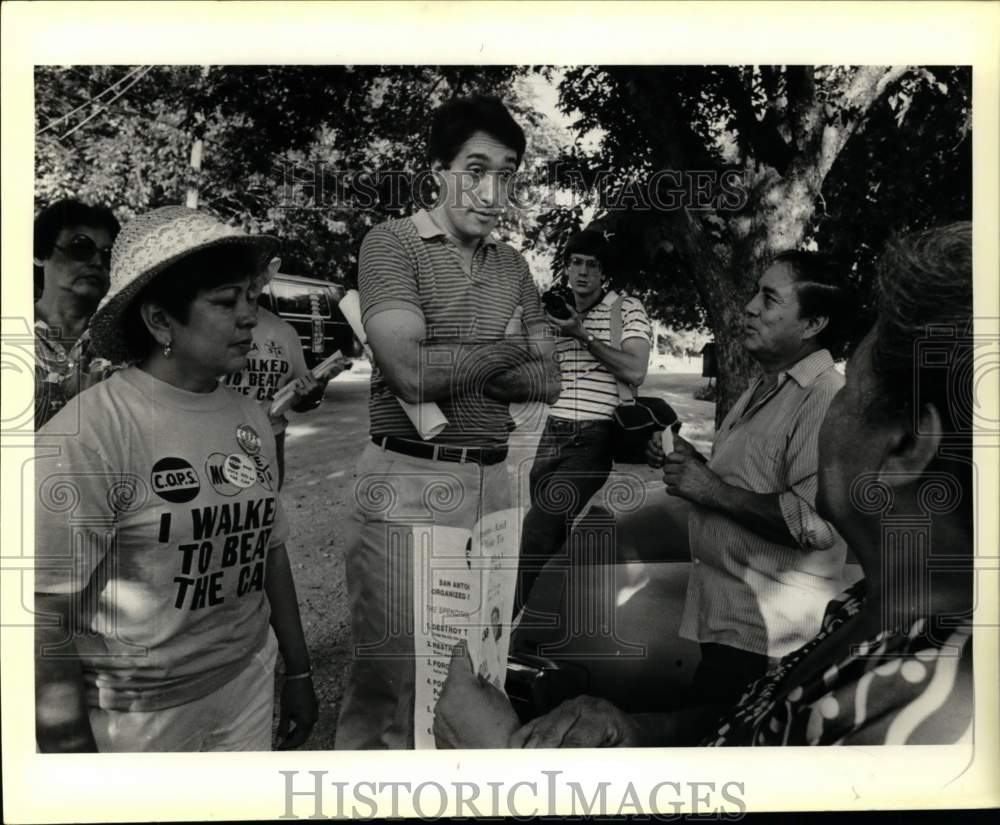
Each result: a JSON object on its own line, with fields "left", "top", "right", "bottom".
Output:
{"left": 89, "top": 629, "right": 278, "bottom": 752}
{"left": 334, "top": 442, "right": 511, "bottom": 749}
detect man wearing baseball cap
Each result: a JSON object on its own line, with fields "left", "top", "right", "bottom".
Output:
{"left": 516, "top": 229, "right": 653, "bottom": 614}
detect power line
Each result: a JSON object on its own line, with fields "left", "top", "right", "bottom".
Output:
{"left": 57, "top": 66, "right": 155, "bottom": 141}
{"left": 36, "top": 66, "right": 146, "bottom": 137}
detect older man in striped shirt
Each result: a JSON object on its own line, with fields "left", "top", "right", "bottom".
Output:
{"left": 650, "top": 251, "right": 853, "bottom": 705}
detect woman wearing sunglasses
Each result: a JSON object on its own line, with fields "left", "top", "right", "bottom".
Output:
{"left": 34, "top": 206, "right": 317, "bottom": 752}
{"left": 33, "top": 199, "right": 121, "bottom": 428}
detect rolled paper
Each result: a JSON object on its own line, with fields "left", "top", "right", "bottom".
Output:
{"left": 269, "top": 350, "right": 345, "bottom": 417}
{"left": 661, "top": 426, "right": 674, "bottom": 455}
{"left": 338, "top": 290, "right": 364, "bottom": 339}
{"left": 341, "top": 289, "right": 448, "bottom": 440}
{"left": 398, "top": 398, "right": 448, "bottom": 439}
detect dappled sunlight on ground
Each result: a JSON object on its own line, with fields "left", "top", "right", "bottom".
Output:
{"left": 284, "top": 423, "right": 325, "bottom": 440}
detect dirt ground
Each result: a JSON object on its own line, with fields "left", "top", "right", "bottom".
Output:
{"left": 278, "top": 366, "right": 714, "bottom": 749}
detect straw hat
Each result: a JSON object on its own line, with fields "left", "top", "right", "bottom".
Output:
{"left": 89, "top": 206, "right": 278, "bottom": 362}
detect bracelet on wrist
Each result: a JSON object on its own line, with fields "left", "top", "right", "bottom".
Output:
{"left": 285, "top": 667, "right": 313, "bottom": 682}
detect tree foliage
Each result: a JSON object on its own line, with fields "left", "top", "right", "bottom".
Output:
{"left": 35, "top": 65, "right": 542, "bottom": 283}
{"left": 35, "top": 65, "right": 971, "bottom": 422}
{"left": 526, "top": 65, "right": 971, "bottom": 421}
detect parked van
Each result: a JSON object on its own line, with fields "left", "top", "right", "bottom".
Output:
{"left": 260, "top": 273, "right": 361, "bottom": 368}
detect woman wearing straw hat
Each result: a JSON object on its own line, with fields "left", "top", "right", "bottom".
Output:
{"left": 34, "top": 206, "right": 317, "bottom": 752}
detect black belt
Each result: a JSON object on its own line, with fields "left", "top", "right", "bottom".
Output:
{"left": 546, "top": 416, "right": 613, "bottom": 431}
{"left": 372, "top": 436, "right": 508, "bottom": 466}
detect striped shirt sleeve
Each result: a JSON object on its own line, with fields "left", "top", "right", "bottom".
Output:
{"left": 777, "top": 381, "right": 842, "bottom": 550}
{"left": 358, "top": 225, "right": 425, "bottom": 325}
{"left": 620, "top": 296, "right": 653, "bottom": 344}
{"left": 518, "top": 259, "right": 546, "bottom": 331}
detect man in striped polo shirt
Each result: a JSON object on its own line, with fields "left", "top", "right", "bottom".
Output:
{"left": 335, "top": 96, "right": 561, "bottom": 749}
{"left": 516, "top": 229, "right": 652, "bottom": 615}
{"left": 650, "top": 251, "right": 852, "bottom": 706}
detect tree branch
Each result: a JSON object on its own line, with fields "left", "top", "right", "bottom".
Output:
{"left": 720, "top": 67, "right": 795, "bottom": 173}
{"left": 812, "top": 65, "right": 911, "bottom": 181}
{"left": 785, "top": 66, "right": 817, "bottom": 148}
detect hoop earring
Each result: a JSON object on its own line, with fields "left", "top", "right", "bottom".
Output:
{"left": 163, "top": 340, "right": 172, "bottom": 358}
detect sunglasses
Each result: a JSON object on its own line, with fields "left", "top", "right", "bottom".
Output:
{"left": 54, "top": 235, "right": 113, "bottom": 268}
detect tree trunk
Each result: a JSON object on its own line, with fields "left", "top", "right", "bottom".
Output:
{"left": 711, "top": 301, "right": 757, "bottom": 429}
{"left": 687, "top": 253, "right": 764, "bottom": 430}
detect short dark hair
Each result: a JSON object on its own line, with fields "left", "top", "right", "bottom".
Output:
{"left": 122, "top": 244, "right": 260, "bottom": 360}
{"left": 870, "top": 222, "right": 973, "bottom": 436}
{"left": 773, "top": 250, "right": 847, "bottom": 353}
{"left": 565, "top": 230, "right": 610, "bottom": 270}
{"left": 34, "top": 199, "right": 121, "bottom": 260}
{"left": 34, "top": 198, "right": 120, "bottom": 293}
{"left": 428, "top": 95, "right": 526, "bottom": 168}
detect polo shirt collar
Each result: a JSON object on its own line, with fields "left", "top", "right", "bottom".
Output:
{"left": 411, "top": 209, "right": 498, "bottom": 246}
{"left": 781, "top": 348, "right": 835, "bottom": 387}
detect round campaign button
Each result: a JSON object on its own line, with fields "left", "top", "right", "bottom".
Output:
{"left": 205, "top": 452, "right": 241, "bottom": 496}
{"left": 150, "top": 457, "right": 201, "bottom": 503}
{"left": 251, "top": 452, "right": 274, "bottom": 492}
{"left": 235, "top": 423, "right": 262, "bottom": 456}
{"left": 222, "top": 453, "right": 257, "bottom": 488}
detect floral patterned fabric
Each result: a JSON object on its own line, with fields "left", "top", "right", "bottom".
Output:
{"left": 703, "top": 581, "right": 973, "bottom": 746}
{"left": 34, "top": 319, "right": 116, "bottom": 429}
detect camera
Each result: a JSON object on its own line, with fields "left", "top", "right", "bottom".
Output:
{"left": 541, "top": 286, "right": 574, "bottom": 320}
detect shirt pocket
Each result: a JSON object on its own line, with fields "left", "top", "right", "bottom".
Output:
{"left": 735, "top": 432, "right": 787, "bottom": 493}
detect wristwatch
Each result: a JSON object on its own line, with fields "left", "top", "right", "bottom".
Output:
{"left": 583, "top": 333, "right": 596, "bottom": 346}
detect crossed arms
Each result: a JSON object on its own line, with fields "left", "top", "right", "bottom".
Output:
{"left": 364, "top": 306, "right": 562, "bottom": 406}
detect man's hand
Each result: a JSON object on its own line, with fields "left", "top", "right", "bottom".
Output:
{"left": 276, "top": 677, "right": 319, "bottom": 750}
{"left": 662, "top": 449, "right": 722, "bottom": 507}
{"left": 545, "top": 303, "right": 586, "bottom": 340}
{"left": 671, "top": 430, "right": 706, "bottom": 463}
{"left": 509, "top": 695, "right": 641, "bottom": 748}
{"left": 290, "top": 373, "right": 324, "bottom": 400}
{"left": 506, "top": 306, "right": 552, "bottom": 362}
{"left": 646, "top": 431, "right": 666, "bottom": 468}
{"left": 505, "top": 305, "right": 526, "bottom": 338}
{"left": 289, "top": 371, "right": 335, "bottom": 412}
{"left": 648, "top": 424, "right": 704, "bottom": 469}
{"left": 433, "top": 640, "right": 521, "bottom": 749}
{"left": 482, "top": 306, "right": 561, "bottom": 405}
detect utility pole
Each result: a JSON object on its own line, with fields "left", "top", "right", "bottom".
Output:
{"left": 185, "top": 66, "right": 211, "bottom": 210}
{"left": 186, "top": 135, "right": 203, "bottom": 209}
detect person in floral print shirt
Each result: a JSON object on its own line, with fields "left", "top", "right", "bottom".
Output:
{"left": 433, "top": 223, "right": 975, "bottom": 749}
{"left": 33, "top": 199, "right": 121, "bottom": 428}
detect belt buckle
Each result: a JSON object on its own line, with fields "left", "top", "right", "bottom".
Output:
{"left": 459, "top": 447, "right": 469, "bottom": 464}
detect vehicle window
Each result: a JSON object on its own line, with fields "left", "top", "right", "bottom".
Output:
{"left": 269, "top": 281, "right": 332, "bottom": 317}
